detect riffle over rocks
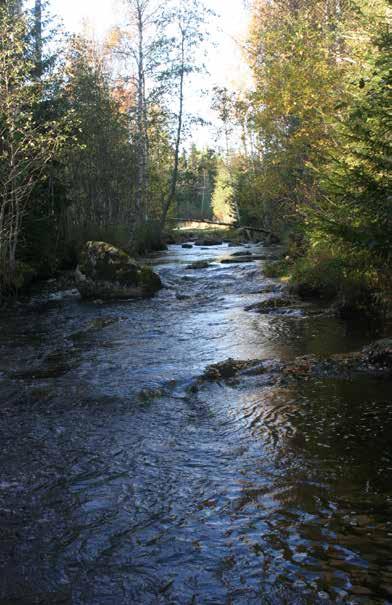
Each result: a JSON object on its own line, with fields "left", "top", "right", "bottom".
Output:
{"left": 75, "top": 241, "right": 162, "bottom": 300}
{"left": 200, "top": 339, "right": 392, "bottom": 383}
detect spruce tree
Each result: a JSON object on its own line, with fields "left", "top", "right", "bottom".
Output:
{"left": 314, "top": 25, "right": 392, "bottom": 270}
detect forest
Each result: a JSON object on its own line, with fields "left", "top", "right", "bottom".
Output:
{"left": 1, "top": 1, "right": 392, "bottom": 603}
{"left": 0, "top": 0, "right": 391, "bottom": 315}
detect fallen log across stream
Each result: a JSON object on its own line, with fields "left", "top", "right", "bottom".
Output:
{"left": 169, "top": 217, "right": 273, "bottom": 235}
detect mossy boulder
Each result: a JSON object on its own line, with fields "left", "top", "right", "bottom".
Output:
{"left": 76, "top": 241, "right": 162, "bottom": 300}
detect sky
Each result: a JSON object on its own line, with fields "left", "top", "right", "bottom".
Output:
{"left": 45, "top": 0, "right": 251, "bottom": 147}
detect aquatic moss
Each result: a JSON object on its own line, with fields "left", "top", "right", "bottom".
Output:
{"left": 138, "top": 266, "right": 162, "bottom": 294}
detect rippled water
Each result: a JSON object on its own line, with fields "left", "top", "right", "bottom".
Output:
{"left": 0, "top": 243, "right": 391, "bottom": 605}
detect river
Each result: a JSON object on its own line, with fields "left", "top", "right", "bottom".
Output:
{"left": 0, "top": 242, "right": 391, "bottom": 604}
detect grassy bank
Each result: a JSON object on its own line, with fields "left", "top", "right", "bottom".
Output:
{"left": 264, "top": 245, "right": 392, "bottom": 320}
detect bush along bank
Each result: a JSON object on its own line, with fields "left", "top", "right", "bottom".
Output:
{"left": 264, "top": 243, "right": 392, "bottom": 321}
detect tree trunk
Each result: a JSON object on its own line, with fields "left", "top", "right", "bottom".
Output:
{"left": 159, "top": 29, "right": 185, "bottom": 232}
{"left": 133, "top": 0, "right": 149, "bottom": 235}
{"left": 34, "top": 0, "right": 43, "bottom": 79}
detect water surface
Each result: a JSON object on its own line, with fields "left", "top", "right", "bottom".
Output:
{"left": 0, "top": 243, "right": 391, "bottom": 604}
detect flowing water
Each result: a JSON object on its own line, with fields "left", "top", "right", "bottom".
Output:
{"left": 0, "top": 243, "right": 391, "bottom": 605}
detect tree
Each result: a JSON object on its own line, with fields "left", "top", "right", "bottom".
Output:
{"left": 120, "top": 0, "right": 167, "bottom": 231}
{"left": 211, "top": 86, "right": 243, "bottom": 223}
{"left": 0, "top": 3, "right": 64, "bottom": 289}
{"left": 33, "top": 0, "right": 43, "bottom": 79}
{"left": 307, "top": 20, "right": 392, "bottom": 270}
{"left": 245, "top": 0, "right": 391, "bottom": 228}
{"left": 211, "top": 160, "right": 235, "bottom": 223}
{"left": 158, "top": 0, "right": 212, "bottom": 231}
{"left": 0, "top": 0, "right": 22, "bottom": 13}
{"left": 211, "top": 86, "right": 235, "bottom": 158}
{"left": 118, "top": 0, "right": 210, "bottom": 236}
{"left": 62, "top": 36, "right": 137, "bottom": 248}
{"left": 249, "top": 0, "right": 347, "bottom": 216}
{"left": 175, "top": 145, "right": 217, "bottom": 219}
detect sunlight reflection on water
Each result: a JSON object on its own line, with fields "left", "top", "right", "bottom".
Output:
{"left": 0, "top": 243, "right": 391, "bottom": 604}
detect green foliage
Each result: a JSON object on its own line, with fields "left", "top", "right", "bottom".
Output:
{"left": 62, "top": 36, "right": 136, "bottom": 250}
{"left": 0, "top": 3, "right": 68, "bottom": 290}
{"left": 0, "top": 0, "right": 212, "bottom": 297}
{"left": 176, "top": 146, "right": 218, "bottom": 219}
{"left": 263, "top": 259, "right": 291, "bottom": 279}
{"left": 211, "top": 161, "right": 235, "bottom": 223}
{"left": 243, "top": 0, "right": 350, "bottom": 230}
{"left": 222, "top": 0, "right": 392, "bottom": 314}
{"left": 132, "top": 221, "right": 167, "bottom": 254}
{"left": 290, "top": 252, "right": 348, "bottom": 300}
{"left": 305, "top": 23, "right": 392, "bottom": 271}
{"left": 288, "top": 245, "right": 389, "bottom": 316}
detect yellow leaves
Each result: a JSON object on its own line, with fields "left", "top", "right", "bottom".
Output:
{"left": 104, "top": 27, "right": 123, "bottom": 51}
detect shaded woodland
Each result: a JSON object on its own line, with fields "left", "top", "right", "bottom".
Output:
{"left": 0, "top": 0, "right": 391, "bottom": 315}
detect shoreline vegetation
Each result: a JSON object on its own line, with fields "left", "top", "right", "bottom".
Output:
{"left": 4, "top": 224, "right": 391, "bottom": 325}
{"left": 0, "top": 0, "right": 391, "bottom": 322}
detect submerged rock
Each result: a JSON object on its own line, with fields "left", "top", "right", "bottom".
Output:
{"left": 70, "top": 317, "right": 121, "bottom": 341}
{"left": 186, "top": 260, "right": 211, "bottom": 270}
{"left": 245, "top": 297, "right": 295, "bottom": 313}
{"left": 230, "top": 251, "right": 252, "bottom": 257}
{"left": 199, "top": 339, "right": 392, "bottom": 387}
{"left": 181, "top": 243, "right": 193, "bottom": 249}
{"left": 75, "top": 241, "right": 162, "bottom": 300}
{"left": 255, "top": 284, "right": 285, "bottom": 295}
{"left": 176, "top": 292, "right": 192, "bottom": 300}
{"left": 203, "top": 358, "right": 264, "bottom": 380}
{"left": 9, "top": 348, "right": 80, "bottom": 380}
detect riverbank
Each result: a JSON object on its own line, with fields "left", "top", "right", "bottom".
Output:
{"left": 264, "top": 251, "right": 392, "bottom": 321}
{"left": 1, "top": 228, "right": 256, "bottom": 306}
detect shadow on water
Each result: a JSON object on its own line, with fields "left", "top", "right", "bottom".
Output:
{"left": 0, "top": 243, "right": 391, "bottom": 604}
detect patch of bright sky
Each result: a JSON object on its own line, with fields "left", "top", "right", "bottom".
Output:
{"left": 46, "top": 0, "right": 251, "bottom": 148}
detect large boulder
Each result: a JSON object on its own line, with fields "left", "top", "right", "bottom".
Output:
{"left": 75, "top": 241, "right": 162, "bottom": 300}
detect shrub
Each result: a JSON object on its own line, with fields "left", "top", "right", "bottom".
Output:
{"left": 288, "top": 246, "right": 391, "bottom": 317}
{"left": 263, "top": 259, "right": 291, "bottom": 279}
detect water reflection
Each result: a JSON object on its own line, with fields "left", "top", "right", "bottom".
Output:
{"left": 0, "top": 243, "right": 391, "bottom": 604}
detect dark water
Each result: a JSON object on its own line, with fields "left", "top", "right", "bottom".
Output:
{"left": 0, "top": 243, "right": 391, "bottom": 605}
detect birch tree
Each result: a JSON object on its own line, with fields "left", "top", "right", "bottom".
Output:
{"left": 121, "top": 0, "right": 165, "bottom": 230}
{"left": 159, "top": 0, "right": 211, "bottom": 231}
